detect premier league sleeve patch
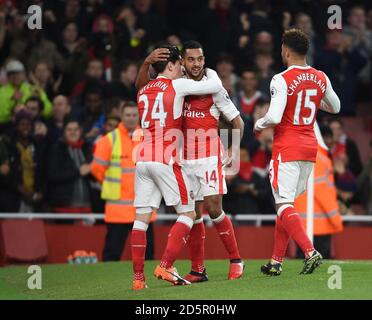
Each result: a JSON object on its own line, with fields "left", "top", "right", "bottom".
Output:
{"left": 270, "top": 86, "right": 277, "bottom": 98}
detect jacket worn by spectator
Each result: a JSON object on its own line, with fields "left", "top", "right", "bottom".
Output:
{"left": 0, "top": 82, "right": 52, "bottom": 124}
{"left": 0, "top": 135, "right": 19, "bottom": 212}
{"left": 47, "top": 139, "right": 93, "bottom": 209}
{"left": 6, "top": 135, "right": 46, "bottom": 212}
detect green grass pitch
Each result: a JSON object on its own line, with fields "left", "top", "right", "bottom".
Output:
{"left": 0, "top": 260, "right": 371, "bottom": 300}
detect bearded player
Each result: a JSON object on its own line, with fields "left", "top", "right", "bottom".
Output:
{"left": 254, "top": 29, "right": 341, "bottom": 276}
{"left": 136, "top": 42, "right": 245, "bottom": 282}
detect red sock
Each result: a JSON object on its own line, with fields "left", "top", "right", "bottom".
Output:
{"left": 188, "top": 220, "right": 205, "bottom": 273}
{"left": 280, "top": 206, "right": 314, "bottom": 258}
{"left": 213, "top": 213, "right": 241, "bottom": 261}
{"left": 160, "top": 217, "right": 193, "bottom": 269}
{"left": 131, "top": 229, "right": 147, "bottom": 281}
{"left": 271, "top": 216, "right": 290, "bottom": 263}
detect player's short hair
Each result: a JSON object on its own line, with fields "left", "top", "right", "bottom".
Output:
{"left": 181, "top": 40, "right": 203, "bottom": 56}
{"left": 152, "top": 45, "right": 181, "bottom": 74}
{"left": 282, "top": 28, "right": 309, "bottom": 56}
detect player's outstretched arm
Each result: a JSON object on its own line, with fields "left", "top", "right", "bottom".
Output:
{"left": 135, "top": 48, "right": 170, "bottom": 90}
{"left": 173, "top": 68, "right": 223, "bottom": 96}
{"left": 254, "top": 75, "right": 287, "bottom": 132}
{"left": 319, "top": 74, "right": 341, "bottom": 114}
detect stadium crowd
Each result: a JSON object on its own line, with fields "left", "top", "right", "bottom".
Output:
{"left": 0, "top": 0, "right": 371, "bottom": 217}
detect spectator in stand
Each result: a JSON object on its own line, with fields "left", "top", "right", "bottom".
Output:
{"left": 89, "top": 98, "right": 124, "bottom": 143}
{"left": 6, "top": 111, "right": 46, "bottom": 213}
{"left": 357, "top": 141, "right": 372, "bottom": 214}
{"left": 367, "top": 8, "right": 372, "bottom": 32}
{"left": 314, "top": 30, "right": 368, "bottom": 115}
{"left": 223, "top": 146, "right": 273, "bottom": 215}
{"left": 237, "top": 69, "right": 268, "bottom": 116}
{"left": 43, "top": 0, "right": 90, "bottom": 39}
{"left": 239, "top": 98, "right": 269, "bottom": 153}
{"left": 343, "top": 5, "right": 372, "bottom": 103}
{"left": 0, "top": 134, "right": 19, "bottom": 212}
{"left": 254, "top": 51, "right": 275, "bottom": 95}
{"left": 25, "top": 97, "right": 48, "bottom": 140}
{"left": 329, "top": 118, "right": 363, "bottom": 177}
{"left": 215, "top": 53, "right": 239, "bottom": 101}
{"left": 28, "top": 61, "right": 62, "bottom": 100}
{"left": 253, "top": 31, "right": 274, "bottom": 56}
{"left": 343, "top": 6, "right": 372, "bottom": 62}
{"left": 57, "top": 22, "right": 89, "bottom": 95}
{"left": 10, "top": 28, "right": 65, "bottom": 76}
{"left": 69, "top": 59, "right": 105, "bottom": 100}
{"left": 0, "top": 60, "right": 52, "bottom": 131}
{"left": 334, "top": 155, "right": 358, "bottom": 216}
{"left": 115, "top": 6, "right": 148, "bottom": 61}
{"left": 76, "top": 87, "right": 105, "bottom": 143}
{"left": 251, "top": 127, "right": 272, "bottom": 174}
{"left": 197, "top": 0, "right": 241, "bottom": 66}
{"left": 294, "top": 12, "right": 317, "bottom": 66}
{"left": 132, "top": 0, "right": 167, "bottom": 52}
{"left": 88, "top": 14, "right": 117, "bottom": 82}
{"left": 25, "top": 97, "right": 44, "bottom": 121}
{"left": 106, "top": 60, "right": 138, "bottom": 101}
{"left": 46, "top": 95, "right": 72, "bottom": 146}
{"left": 46, "top": 118, "right": 93, "bottom": 216}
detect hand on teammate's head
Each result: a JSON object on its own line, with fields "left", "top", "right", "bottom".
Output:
{"left": 145, "top": 48, "right": 171, "bottom": 65}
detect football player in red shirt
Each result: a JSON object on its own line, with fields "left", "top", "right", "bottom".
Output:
{"left": 254, "top": 29, "right": 341, "bottom": 275}
{"left": 136, "top": 42, "right": 245, "bottom": 282}
{"left": 132, "top": 46, "right": 223, "bottom": 290}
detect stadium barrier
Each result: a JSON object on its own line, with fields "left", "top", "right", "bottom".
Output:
{"left": 1, "top": 213, "right": 372, "bottom": 263}
{"left": 0, "top": 213, "right": 371, "bottom": 226}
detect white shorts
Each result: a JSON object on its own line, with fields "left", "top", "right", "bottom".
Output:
{"left": 183, "top": 156, "right": 227, "bottom": 202}
{"left": 269, "top": 156, "right": 314, "bottom": 204}
{"left": 134, "top": 162, "right": 195, "bottom": 214}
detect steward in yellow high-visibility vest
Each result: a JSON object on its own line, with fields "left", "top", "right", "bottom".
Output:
{"left": 91, "top": 102, "right": 156, "bottom": 261}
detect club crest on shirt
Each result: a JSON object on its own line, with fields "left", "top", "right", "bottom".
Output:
{"left": 189, "top": 190, "right": 195, "bottom": 200}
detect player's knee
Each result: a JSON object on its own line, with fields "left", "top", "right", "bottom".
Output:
{"left": 180, "top": 211, "right": 196, "bottom": 221}
{"left": 205, "top": 200, "right": 222, "bottom": 218}
{"left": 134, "top": 212, "right": 152, "bottom": 224}
{"left": 208, "top": 208, "right": 222, "bottom": 219}
{"left": 276, "top": 203, "right": 294, "bottom": 216}
{"left": 195, "top": 210, "right": 202, "bottom": 220}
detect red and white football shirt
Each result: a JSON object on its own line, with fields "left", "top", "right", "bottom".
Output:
{"left": 255, "top": 65, "right": 340, "bottom": 162}
{"left": 182, "top": 75, "right": 240, "bottom": 160}
{"left": 136, "top": 70, "right": 222, "bottom": 164}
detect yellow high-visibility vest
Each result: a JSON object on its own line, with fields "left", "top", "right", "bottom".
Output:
{"left": 101, "top": 129, "right": 122, "bottom": 200}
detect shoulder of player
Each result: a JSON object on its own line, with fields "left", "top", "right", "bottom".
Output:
{"left": 212, "top": 87, "right": 231, "bottom": 104}
{"left": 270, "top": 72, "right": 288, "bottom": 89}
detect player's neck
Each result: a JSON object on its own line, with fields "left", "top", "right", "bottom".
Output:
{"left": 287, "top": 59, "right": 308, "bottom": 68}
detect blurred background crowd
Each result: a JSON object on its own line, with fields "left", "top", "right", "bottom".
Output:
{"left": 0, "top": 0, "right": 371, "bottom": 218}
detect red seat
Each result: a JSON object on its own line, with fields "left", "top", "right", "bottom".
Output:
{"left": 0, "top": 219, "right": 48, "bottom": 264}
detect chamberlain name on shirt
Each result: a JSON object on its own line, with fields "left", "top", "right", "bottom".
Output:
{"left": 287, "top": 72, "right": 326, "bottom": 96}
